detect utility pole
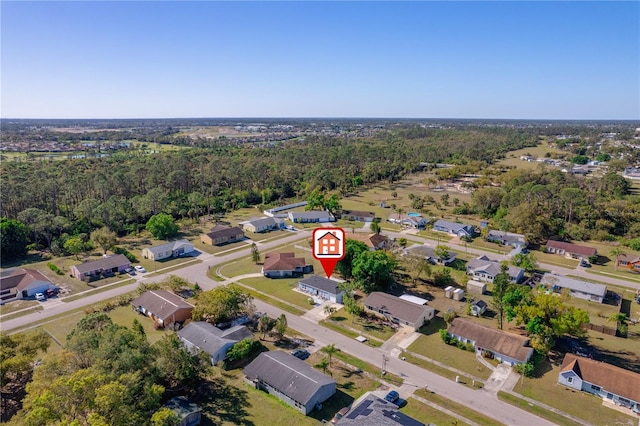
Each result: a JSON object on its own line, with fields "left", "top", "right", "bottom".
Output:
{"left": 382, "top": 354, "right": 388, "bottom": 376}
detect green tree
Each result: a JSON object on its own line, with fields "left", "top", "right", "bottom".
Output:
{"left": 323, "top": 193, "right": 341, "bottom": 215}
{"left": 153, "top": 334, "right": 209, "bottom": 390}
{"left": 607, "top": 313, "right": 629, "bottom": 337}
{"left": 192, "top": 285, "right": 254, "bottom": 325}
{"left": 145, "top": 213, "right": 179, "bottom": 240}
{"left": 321, "top": 344, "right": 337, "bottom": 368}
{"left": 352, "top": 250, "right": 397, "bottom": 293}
{"left": 250, "top": 242, "right": 261, "bottom": 264}
{"left": 226, "top": 338, "right": 258, "bottom": 363}
{"left": 336, "top": 239, "right": 369, "bottom": 280}
{"left": 434, "top": 245, "right": 450, "bottom": 260}
{"left": 63, "top": 236, "right": 85, "bottom": 260}
{"left": 405, "top": 254, "right": 432, "bottom": 284}
{"left": 257, "top": 315, "right": 275, "bottom": 340}
{"left": 491, "top": 262, "right": 512, "bottom": 330}
{"left": 90, "top": 226, "right": 118, "bottom": 254}
{"left": 151, "top": 408, "right": 181, "bottom": 426}
{"left": 511, "top": 252, "right": 538, "bottom": 273}
{"left": 370, "top": 220, "right": 381, "bottom": 235}
{"left": 306, "top": 188, "right": 326, "bottom": 211}
{"left": 0, "top": 218, "right": 30, "bottom": 261}
{"left": 272, "top": 314, "right": 288, "bottom": 340}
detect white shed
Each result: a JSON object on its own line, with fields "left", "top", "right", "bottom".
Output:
{"left": 467, "top": 280, "right": 487, "bottom": 295}
{"left": 444, "top": 286, "right": 455, "bottom": 299}
{"left": 453, "top": 288, "right": 465, "bottom": 301}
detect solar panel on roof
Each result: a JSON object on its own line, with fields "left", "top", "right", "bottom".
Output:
{"left": 345, "top": 399, "right": 373, "bottom": 419}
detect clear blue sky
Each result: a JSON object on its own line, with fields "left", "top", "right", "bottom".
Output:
{"left": 2, "top": 1, "right": 638, "bottom": 119}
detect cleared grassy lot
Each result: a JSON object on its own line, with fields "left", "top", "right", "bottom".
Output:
{"left": 401, "top": 397, "right": 470, "bottom": 425}
{"left": 322, "top": 308, "right": 398, "bottom": 341}
{"left": 497, "top": 391, "right": 583, "bottom": 426}
{"left": 414, "top": 388, "right": 506, "bottom": 426}
{"left": 332, "top": 348, "right": 404, "bottom": 387}
{"left": 237, "top": 277, "right": 314, "bottom": 311}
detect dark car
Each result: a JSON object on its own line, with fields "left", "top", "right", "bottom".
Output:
{"left": 292, "top": 349, "right": 310, "bottom": 360}
{"left": 331, "top": 407, "right": 350, "bottom": 424}
{"left": 384, "top": 390, "right": 399, "bottom": 404}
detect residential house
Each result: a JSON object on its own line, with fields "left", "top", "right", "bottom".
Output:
{"left": 404, "top": 244, "right": 457, "bottom": 266}
{"left": 339, "top": 210, "right": 376, "bottom": 222}
{"left": 263, "top": 201, "right": 308, "bottom": 217}
{"left": 178, "top": 321, "right": 253, "bottom": 365}
{"left": 131, "top": 290, "right": 194, "bottom": 328}
{"left": 262, "top": 252, "right": 313, "bottom": 278}
{"left": 345, "top": 232, "right": 389, "bottom": 251}
{"left": 243, "top": 351, "right": 336, "bottom": 415}
{"left": 0, "top": 268, "right": 57, "bottom": 302}
{"left": 141, "top": 239, "right": 194, "bottom": 261}
{"left": 163, "top": 397, "right": 201, "bottom": 426}
{"left": 298, "top": 275, "right": 344, "bottom": 303}
{"left": 470, "top": 299, "right": 487, "bottom": 317}
{"left": 623, "top": 167, "right": 640, "bottom": 180}
{"left": 200, "top": 225, "right": 244, "bottom": 246}
{"left": 447, "top": 317, "right": 534, "bottom": 365}
{"left": 363, "top": 292, "right": 435, "bottom": 330}
{"left": 432, "top": 220, "right": 475, "bottom": 238}
{"left": 616, "top": 254, "right": 640, "bottom": 272}
{"left": 486, "top": 230, "right": 527, "bottom": 249}
{"left": 335, "top": 392, "right": 425, "bottom": 425}
{"left": 387, "top": 213, "right": 428, "bottom": 229}
{"left": 70, "top": 254, "right": 131, "bottom": 281}
{"left": 540, "top": 273, "right": 607, "bottom": 303}
{"left": 241, "top": 217, "right": 284, "bottom": 233}
{"left": 287, "top": 211, "right": 335, "bottom": 223}
{"left": 558, "top": 354, "right": 640, "bottom": 413}
{"left": 545, "top": 240, "right": 597, "bottom": 260}
{"left": 466, "top": 256, "right": 524, "bottom": 283}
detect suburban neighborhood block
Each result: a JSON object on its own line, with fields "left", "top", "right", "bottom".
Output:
{"left": 243, "top": 351, "right": 336, "bottom": 415}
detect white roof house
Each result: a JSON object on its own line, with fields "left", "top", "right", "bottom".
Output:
{"left": 540, "top": 273, "right": 607, "bottom": 303}
{"left": 142, "top": 239, "right": 194, "bottom": 261}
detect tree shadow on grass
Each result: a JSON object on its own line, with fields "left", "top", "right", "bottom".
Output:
{"left": 308, "top": 389, "right": 354, "bottom": 423}
{"left": 196, "top": 376, "right": 255, "bottom": 426}
{"left": 330, "top": 316, "right": 347, "bottom": 322}
{"left": 416, "top": 316, "right": 447, "bottom": 336}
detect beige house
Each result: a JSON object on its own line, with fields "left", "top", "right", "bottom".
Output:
{"left": 363, "top": 291, "right": 434, "bottom": 330}
{"left": 131, "top": 290, "right": 194, "bottom": 328}
{"left": 200, "top": 225, "right": 245, "bottom": 246}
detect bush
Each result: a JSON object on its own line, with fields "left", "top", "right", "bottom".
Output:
{"left": 514, "top": 362, "right": 535, "bottom": 377}
{"left": 439, "top": 329, "right": 453, "bottom": 344}
{"left": 113, "top": 246, "right": 138, "bottom": 262}
{"left": 47, "top": 262, "right": 64, "bottom": 275}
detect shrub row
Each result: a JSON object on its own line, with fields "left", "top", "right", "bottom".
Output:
{"left": 47, "top": 262, "right": 64, "bottom": 275}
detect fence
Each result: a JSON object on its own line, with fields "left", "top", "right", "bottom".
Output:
{"left": 583, "top": 323, "right": 616, "bottom": 336}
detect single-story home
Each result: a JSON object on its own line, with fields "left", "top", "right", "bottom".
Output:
{"left": 287, "top": 211, "right": 335, "bottom": 223}
{"left": 243, "top": 351, "right": 336, "bottom": 415}
{"left": 0, "top": 268, "right": 57, "bottom": 302}
{"left": 335, "top": 392, "right": 425, "bottom": 425}
{"left": 131, "top": 290, "right": 194, "bottom": 328}
{"left": 545, "top": 240, "right": 597, "bottom": 260}
{"left": 622, "top": 167, "right": 640, "bottom": 180}
{"left": 539, "top": 273, "right": 607, "bottom": 303}
{"left": 141, "top": 239, "right": 194, "bottom": 261}
{"left": 447, "top": 317, "right": 534, "bottom": 366}
{"left": 70, "top": 254, "right": 131, "bottom": 281}
{"left": 616, "top": 254, "right": 640, "bottom": 272}
{"left": 363, "top": 291, "right": 435, "bottom": 330}
{"left": 466, "top": 256, "right": 524, "bottom": 283}
{"left": 163, "top": 397, "right": 201, "bottom": 426}
{"left": 200, "top": 225, "right": 245, "bottom": 246}
{"left": 432, "top": 220, "right": 475, "bottom": 238}
{"left": 486, "top": 230, "right": 527, "bottom": 248}
{"left": 558, "top": 354, "right": 640, "bottom": 414}
{"left": 404, "top": 244, "right": 457, "bottom": 266}
{"left": 178, "top": 321, "right": 253, "bottom": 365}
{"left": 262, "top": 252, "right": 313, "bottom": 278}
{"left": 387, "top": 213, "right": 428, "bottom": 229}
{"left": 298, "top": 275, "right": 344, "bottom": 303}
{"left": 241, "top": 217, "right": 285, "bottom": 233}
{"left": 345, "top": 233, "right": 389, "bottom": 251}
{"left": 339, "top": 210, "right": 376, "bottom": 222}
{"left": 470, "top": 299, "right": 487, "bottom": 317}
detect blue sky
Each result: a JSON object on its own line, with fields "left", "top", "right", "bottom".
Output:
{"left": 2, "top": 1, "right": 638, "bottom": 119}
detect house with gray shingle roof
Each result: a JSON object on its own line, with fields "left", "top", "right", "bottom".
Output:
{"left": 466, "top": 255, "right": 524, "bottom": 283}
{"left": 404, "top": 244, "right": 457, "bottom": 266}
{"left": 70, "top": 254, "right": 131, "bottom": 281}
{"left": 298, "top": 275, "right": 344, "bottom": 303}
{"left": 243, "top": 351, "right": 336, "bottom": 415}
{"left": 131, "top": 290, "right": 194, "bottom": 328}
{"left": 486, "top": 230, "right": 527, "bottom": 248}
{"left": 200, "top": 225, "right": 245, "bottom": 246}
{"left": 540, "top": 273, "right": 607, "bottom": 303}
{"left": 240, "top": 217, "right": 285, "bottom": 233}
{"left": 287, "top": 211, "right": 335, "bottom": 223}
{"left": 432, "top": 220, "right": 475, "bottom": 238}
{"left": 363, "top": 292, "right": 434, "bottom": 330}
{"left": 178, "top": 321, "right": 253, "bottom": 365}
{"left": 0, "top": 268, "right": 57, "bottom": 301}
{"left": 141, "top": 239, "right": 194, "bottom": 261}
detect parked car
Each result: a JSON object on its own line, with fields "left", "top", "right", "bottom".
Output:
{"left": 291, "top": 349, "right": 310, "bottom": 360}
{"left": 579, "top": 260, "right": 591, "bottom": 268}
{"left": 331, "top": 407, "right": 350, "bottom": 424}
{"left": 134, "top": 265, "right": 147, "bottom": 273}
{"left": 35, "top": 293, "right": 46, "bottom": 301}
{"left": 384, "top": 390, "right": 399, "bottom": 404}
{"left": 125, "top": 267, "right": 136, "bottom": 275}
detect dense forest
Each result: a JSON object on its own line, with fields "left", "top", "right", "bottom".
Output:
{"left": 1, "top": 124, "right": 639, "bottom": 260}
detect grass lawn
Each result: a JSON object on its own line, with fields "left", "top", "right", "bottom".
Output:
{"left": 230, "top": 284, "right": 306, "bottom": 316}
{"left": 497, "top": 391, "right": 583, "bottom": 426}
{"left": 401, "top": 397, "right": 471, "bottom": 426}
{"left": 331, "top": 348, "right": 404, "bottom": 387}
{"left": 40, "top": 310, "right": 87, "bottom": 348}
{"left": 237, "top": 277, "right": 313, "bottom": 310}
{"left": 406, "top": 316, "right": 493, "bottom": 380}
{"left": 513, "top": 358, "right": 637, "bottom": 426}
{"left": 414, "top": 388, "right": 506, "bottom": 426}
{"left": 322, "top": 308, "right": 398, "bottom": 341}
{"left": 0, "top": 299, "right": 40, "bottom": 316}
{"left": 400, "top": 352, "right": 484, "bottom": 389}
{"left": 108, "top": 305, "right": 172, "bottom": 344}
{"left": 62, "top": 278, "right": 136, "bottom": 302}
{"left": 319, "top": 318, "right": 384, "bottom": 348}
{"left": 218, "top": 259, "right": 263, "bottom": 278}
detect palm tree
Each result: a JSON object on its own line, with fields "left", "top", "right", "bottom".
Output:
{"left": 321, "top": 344, "right": 337, "bottom": 368}
{"left": 316, "top": 357, "right": 330, "bottom": 376}
{"left": 609, "top": 247, "right": 626, "bottom": 271}
{"left": 608, "top": 313, "right": 628, "bottom": 337}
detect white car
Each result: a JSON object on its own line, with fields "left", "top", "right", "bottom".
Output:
{"left": 134, "top": 265, "right": 147, "bottom": 273}
{"left": 35, "top": 293, "right": 46, "bottom": 301}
